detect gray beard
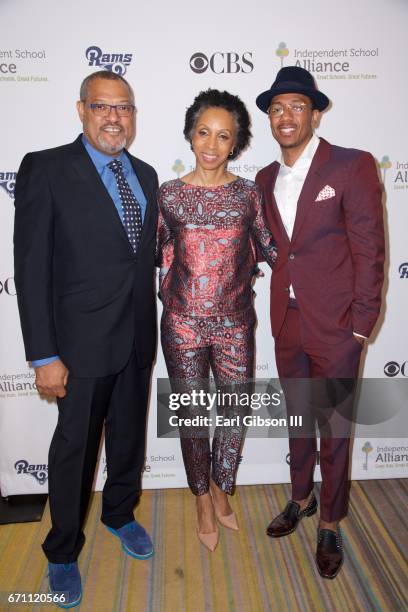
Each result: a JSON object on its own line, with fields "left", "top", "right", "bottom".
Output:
{"left": 97, "top": 134, "right": 127, "bottom": 154}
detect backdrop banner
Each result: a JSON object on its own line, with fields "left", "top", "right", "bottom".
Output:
{"left": 1, "top": 0, "right": 407, "bottom": 496}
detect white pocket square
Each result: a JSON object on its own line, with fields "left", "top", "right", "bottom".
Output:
{"left": 315, "top": 185, "right": 336, "bottom": 202}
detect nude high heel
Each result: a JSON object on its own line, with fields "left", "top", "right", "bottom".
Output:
{"left": 196, "top": 493, "right": 219, "bottom": 551}
{"left": 210, "top": 480, "right": 239, "bottom": 531}
{"left": 197, "top": 525, "right": 219, "bottom": 552}
{"left": 214, "top": 510, "right": 239, "bottom": 531}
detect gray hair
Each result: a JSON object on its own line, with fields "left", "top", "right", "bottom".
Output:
{"left": 79, "top": 70, "right": 134, "bottom": 103}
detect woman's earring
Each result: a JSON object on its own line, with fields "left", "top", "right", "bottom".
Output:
{"left": 228, "top": 149, "right": 234, "bottom": 158}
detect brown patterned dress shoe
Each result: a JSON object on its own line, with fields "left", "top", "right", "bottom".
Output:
{"left": 266, "top": 494, "right": 317, "bottom": 537}
{"left": 316, "top": 528, "right": 343, "bottom": 579}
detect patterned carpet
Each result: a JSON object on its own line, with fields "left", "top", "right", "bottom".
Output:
{"left": 0, "top": 480, "right": 407, "bottom": 612}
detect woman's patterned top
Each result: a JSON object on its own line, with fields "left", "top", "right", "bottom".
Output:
{"left": 157, "top": 177, "right": 277, "bottom": 317}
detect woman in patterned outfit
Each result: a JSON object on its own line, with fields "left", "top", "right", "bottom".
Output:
{"left": 157, "top": 90, "right": 276, "bottom": 551}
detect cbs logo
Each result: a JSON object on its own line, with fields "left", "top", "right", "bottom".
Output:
{"left": 384, "top": 361, "right": 408, "bottom": 377}
{"left": 189, "top": 52, "right": 254, "bottom": 74}
{"left": 0, "top": 277, "right": 16, "bottom": 296}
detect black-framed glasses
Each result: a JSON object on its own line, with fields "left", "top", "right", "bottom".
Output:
{"left": 88, "top": 103, "right": 136, "bottom": 117}
{"left": 268, "top": 102, "right": 309, "bottom": 117}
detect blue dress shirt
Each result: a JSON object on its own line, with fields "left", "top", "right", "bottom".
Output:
{"left": 31, "top": 135, "right": 147, "bottom": 368}
{"left": 82, "top": 135, "right": 147, "bottom": 223}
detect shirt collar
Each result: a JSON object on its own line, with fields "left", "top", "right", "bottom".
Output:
{"left": 279, "top": 133, "right": 320, "bottom": 173}
{"left": 81, "top": 134, "right": 130, "bottom": 173}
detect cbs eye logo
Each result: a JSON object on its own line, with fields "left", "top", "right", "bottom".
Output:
{"left": 190, "top": 53, "right": 209, "bottom": 74}
{"left": 384, "top": 361, "right": 407, "bottom": 377}
{"left": 0, "top": 277, "right": 16, "bottom": 296}
{"left": 189, "top": 51, "right": 254, "bottom": 74}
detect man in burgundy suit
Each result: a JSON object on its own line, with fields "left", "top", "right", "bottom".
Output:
{"left": 255, "top": 66, "right": 384, "bottom": 578}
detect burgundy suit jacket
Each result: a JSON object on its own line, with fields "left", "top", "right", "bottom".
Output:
{"left": 255, "top": 138, "right": 385, "bottom": 347}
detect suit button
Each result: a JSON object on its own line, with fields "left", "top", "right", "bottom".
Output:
{"left": 284, "top": 287, "right": 290, "bottom": 292}
{"left": 289, "top": 253, "right": 295, "bottom": 260}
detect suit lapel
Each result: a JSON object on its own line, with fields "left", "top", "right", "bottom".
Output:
{"left": 265, "top": 162, "right": 291, "bottom": 247}
{"left": 291, "top": 138, "right": 331, "bottom": 245}
{"left": 70, "top": 137, "right": 133, "bottom": 250}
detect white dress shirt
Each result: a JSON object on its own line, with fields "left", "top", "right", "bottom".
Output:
{"left": 274, "top": 134, "right": 320, "bottom": 298}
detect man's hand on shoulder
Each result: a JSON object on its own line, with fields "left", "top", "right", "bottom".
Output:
{"left": 35, "top": 359, "right": 69, "bottom": 398}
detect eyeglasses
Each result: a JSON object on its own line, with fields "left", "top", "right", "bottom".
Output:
{"left": 88, "top": 103, "right": 136, "bottom": 117}
{"left": 268, "top": 102, "right": 309, "bottom": 117}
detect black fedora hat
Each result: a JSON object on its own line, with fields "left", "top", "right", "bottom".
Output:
{"left": 256, "top": 66, "right": 330, "bottom": 113}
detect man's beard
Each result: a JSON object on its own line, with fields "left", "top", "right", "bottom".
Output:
{"left": 97, "top": 133, "right": 127, "bottom": 154}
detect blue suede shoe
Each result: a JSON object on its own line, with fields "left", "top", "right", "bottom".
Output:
{"left": 48, "top": 562, "right": 82, "bottom": 609}
{"left": 107, "top": 520, "right": 154, "bottom": 559}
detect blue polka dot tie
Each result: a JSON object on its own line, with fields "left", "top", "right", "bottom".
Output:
{"left": 108, "top": 159, "right": 142, "bottom": 252}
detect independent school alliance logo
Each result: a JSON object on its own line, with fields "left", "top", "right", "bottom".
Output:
{"left": 172, "top": 157, "right": 263, "bottom": 178}
{"left": 100, "top": 456, "right": 155, "bottom": 480}
{"left": 14, "top": 459, "right": 48, "bottom": 484}
{"left": 0, "top": 371, "right": 37, "bottom": 398}
{"left": 85, "top": 45, "right": 133, "bottom": 75}
{"left": 362, "top": 442, "right": 408, "bottom": 470}
{"left": 0, "top": 48, "right": 48, "bottom": 83}
{"left": 172, "top": 159, "right": 185, "bottom": 177}
{"left": 276, "top": 42, "right": 289, "bottom": 67}
{"left": 362, "top": 441, "right": 373, "bottom": 469}
{"left": 378, "top": 156, "right": 392, "bottom": 186}
{"left": 393, "top": 160, "right": 408, "bottom": 191}
{"left": 377, "top": 156, "right": 408, "bottom": 191}
{"left": 276, "top": 41, "right": 379, "bottom": 80}
{"left": 0, "top": 172, "right": 16, "bottom": 199}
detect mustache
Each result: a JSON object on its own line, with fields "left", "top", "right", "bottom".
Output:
{"left": 100, "top": 124, "right": 124, "bottom": 130}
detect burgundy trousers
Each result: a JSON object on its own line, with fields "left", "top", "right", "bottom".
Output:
{"left": 274, "top": 302, "right": 363, "bottom": 522}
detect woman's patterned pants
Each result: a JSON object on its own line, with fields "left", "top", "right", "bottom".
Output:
{"left": 161, "top": 308, "right": 255, "bottom": 495}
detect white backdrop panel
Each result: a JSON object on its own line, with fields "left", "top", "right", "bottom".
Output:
{"left": 0, "top": 0, "right": 407, "bottom": 495}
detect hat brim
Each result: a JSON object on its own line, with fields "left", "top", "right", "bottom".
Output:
{"left": 256, "top": 81, "right": 330, "bottom": 113}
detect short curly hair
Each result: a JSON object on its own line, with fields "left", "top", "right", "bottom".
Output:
{"left": 184, "top": 89, "right": 252, "bottom": 160}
